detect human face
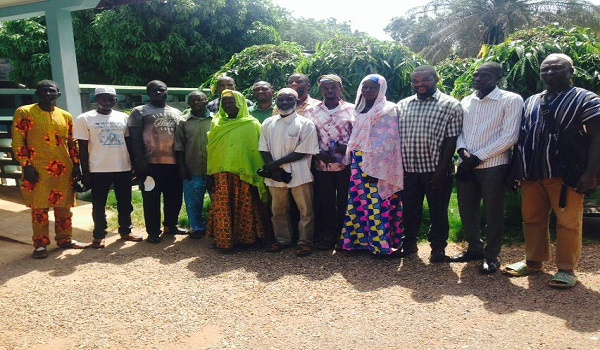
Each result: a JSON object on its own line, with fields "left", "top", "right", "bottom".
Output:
{"left": 320, "top": 81, "right": 342, "bottom": 101}
{"left": 216, "top": 78, "right": 236, "bottom": 94}
{"left": 360, "top": 79, "right": 380, "bottom": 102}
{"left": 147, "top": 82, "right": 168, "bottom": 103}
{"left": 35, "top": 83, "right": 61, "bottom": 105}
{"left": 472, "top": 67, "right": 499, "bottom": 93}
{"left": 188, "top": 93, "right": 208, "bottom": 113}
{"left": 288, "top": 75, "right": 309, "bottom": 97}
{"left": 221, "top": 96, "right": 239, "bottom": 119}
{"left": 540, "top": 58, "right": 573, "bottom": 90}
{"left": 411, "top": 71, "right": 438, "bottom": 99}
{"left": 253, "top": 83, "right": 273, "bottom": 103}
{"left": 276, "top": 93, "right": 297, "bottom": 115}
{"left": 96, "top": 94, "right": 117, "bottom": 114}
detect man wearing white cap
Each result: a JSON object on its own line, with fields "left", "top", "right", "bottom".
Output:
{"left": 74, "top": 87, "right": 143, "bottom": 248}
{"left": 503, "top": 54, "right": 600, "bottom": 289}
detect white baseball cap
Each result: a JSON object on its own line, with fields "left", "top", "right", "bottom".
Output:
{"left": 94, "top": 87, "right": 117, "bottom": 96}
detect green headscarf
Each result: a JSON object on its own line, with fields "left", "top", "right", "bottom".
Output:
{"left": 207, "top": 89, "right": 268, "bottom": 203}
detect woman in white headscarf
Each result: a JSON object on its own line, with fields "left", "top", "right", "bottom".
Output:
{"left": 339, "top": 74, "right": 404, "bottom": 256}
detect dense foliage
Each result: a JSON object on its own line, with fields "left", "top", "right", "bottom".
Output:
{"left": 297, "top": 36, "right": 427, "bottom": 102}
{"left": 451, "top": 25, "right": 600, "bottom": 100}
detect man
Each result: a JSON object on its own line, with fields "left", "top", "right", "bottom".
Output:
{"left": 304, "top": 74, "right": 354, "bottom": 250}
{"left": 397, "top": 66, "right": 464, "bottom": 262}
{"left": 504, "top": 54, "right": 600, "bottom": 288}
{"left": 12, "top": 80, "right": 90, "bottom": 258}
{"left": 128, "top": 80, "right": 185, "bottom": 243}
{"left": 175, "top": 91, "right": 212, "bottom": 239}
{"left": 248, "top": 81, "right": 275, "bottom": 123}
{"left": 206, "top": 76, "right": 253, "bottom": 114}
{"left": 259, "top": 88, "right": 319, "bottom": 257}
{"left": 450, "top": 63, "right": 523, "bottom": 273}
{"left": 275, "top": 73, "right": 320, "bottom": 116}
{"left": 74, "top": 87, "right": 143, "bottom": 249}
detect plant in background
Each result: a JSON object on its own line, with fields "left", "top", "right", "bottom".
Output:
{"left": 297, "top": 35, "right": 427, "bottom": 103}
{"left": 201, "top": 42, "right": 304, "bottom": 99}
{"left": 451, "top": 25, "right": 600, "bottom": 100}
{"left": 436, "top": 57, "right": 476, "bottom": 94}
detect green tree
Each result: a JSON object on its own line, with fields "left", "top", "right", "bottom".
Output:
{"left": 387, "top": 0, "right": 600, "bottom": 63}
{"left": 450, "top": 25, "right": 600, "bottom": 100}
{"left": 297, "top": 35, "right": 426, "bottom": 103}
{"left": 278, "top": 17, "right": 359, "bottom": 51}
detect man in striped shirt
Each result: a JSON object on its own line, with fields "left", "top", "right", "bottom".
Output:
{"left": 503, "top": 54, "right": 600, "bottom": 288}
{"left": 397, "top": 66, "right": 464, "bottom": 263}
{"left": 450, "top": 62, "right": 523, "bottom": 273}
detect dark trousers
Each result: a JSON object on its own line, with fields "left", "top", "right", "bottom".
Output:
{"left": 402, "top": 172, "right": 453, "bottom": 250}
{"left": 91, "top": 171, "right": 133, "bottom": 239}
{"left": 312, "top": 168, "right": 350, "bottom": 244}
{"left": 456, "top": 165, "right": 508, "bottom": 259}
{"left": 141, "top": 164, "right": 183, "bottom": 236}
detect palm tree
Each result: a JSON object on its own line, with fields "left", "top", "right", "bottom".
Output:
{"left": 391, "top": 0, "right": 600, "bottom": 62}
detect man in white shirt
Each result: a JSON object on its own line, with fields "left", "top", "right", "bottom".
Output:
{"left": 259, "top": 88, "right": 319, "bottom": 257}
{"left": 450, "top": 62, "right": 523, "bottom": 273}
{"left": 74, "top": 87, "right": 143, "bottom": 248}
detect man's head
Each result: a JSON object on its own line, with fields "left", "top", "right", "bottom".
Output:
{"left": 287, "top": 73, "right": 310, "bottom": 99}
{"left": 276, "top": 88, "right": 298, "bottom": 116}
{"left": 473, "top": 62, "right": 502, "bottom": 94}
{"left": 215, "top": 76, "right": 236, "bottom": 95}
{"left": 146, "top": 80, "right": 168, "bottom": 106}
{"left": 252, "top": 81, "right": 273, "bottom": 104}
{"left": 411, "top": 65, "right": 438, "bottom": 99}
{"left": 35, "top": 80, "right": 61, "bottom": 106}
{"left": 540, "top": 53, "right": 574, "bottom": 90}
{"left": 187, "top": 91, "right": 208, "bottom": 114}
{"left": 318, "top": 74, "right": 343, "bottom": 102}
{"left": 95, "top": 86, "right": 117, "bottom": 114}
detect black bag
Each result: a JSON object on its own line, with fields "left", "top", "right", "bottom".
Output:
{"left": 557, "top": 124, "right": 589, "bottom": 188}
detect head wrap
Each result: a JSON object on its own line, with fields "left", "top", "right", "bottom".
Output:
{"left": 277, "top": 87, "right": 298, "bottom": 99}
{"left": 318, "top": 74, "right": 343, "bottom": 87}
{"left": 95, "top": 87, "right": 116, "bottom": 96}
{"left": 207, "top": 89, "right": 268, "bottom": 202}
{"left": 346, "top": 74, "right": 403, "bottom": 199}
{"left": 543, "top": 53, "right": 574, "bottom": 67}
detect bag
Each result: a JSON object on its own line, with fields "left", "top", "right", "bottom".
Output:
{"left": 557, "top": 124, "right": 588, "bottom": 188}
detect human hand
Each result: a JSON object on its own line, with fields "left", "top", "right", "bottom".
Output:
{"left": 317, "top": 150, "right": 336, "bottom": 163}
{"left": 179, "top": 166, "right": 191, "bottom": 181}
{"left": 576, "top": 172, "right": 598, "bottom": 194}
{"left": 431, "top": 170, "right": 446, "bottom": 189}
{"left": 81, "top": 172, "right": 92, "bottom": 189}
{"left": 134, "top": 161, "right": 149, "bottom": 178}
{"left": 23, "top": 165, "right": 39, "bottom": 184}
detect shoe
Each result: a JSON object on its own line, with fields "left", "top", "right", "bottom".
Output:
{"left": 549, "top": 271, "right": 578, "bottom": 289}
{"left": 480, "top": 257, "right": 501, "bottom": 274}
{"left": 449, "top": 250, "right": 484, "bottom": 262}
{"left": 189, "top": 230, "right": 206, "bottom": 239}
{"left": 163, "top": 226, "right": 187, "bottom": 235}
{"left": 120, "top": 234, "right": 143, "bottom": 242}
{"left": 146, "top": 235, "right": 162, "bottom": 244}
{"left": 91, "top": 238, "right": 106, "bottom": 249}
{"left": 429, "top": 249, "right": 448, "bottom": 263}
{"left": 399, "top": 244, "right": 418, "bottom": 257}
{"left": 295, "top": 243, "right": 313, "bottom": 257}
{"left": 59, "top": 239, "right": 91, "bottom": 249}
{"left": 32, "top": 246, "right": 48, "bottom": 259}
{"left": 315, "top": 239, "right": 336, "bottom": 250}
{"left": 502, "top": 261, "right": 543, "bottom": 277}
{"left": 266, "top": 242, "right": 290, "bottom": 253}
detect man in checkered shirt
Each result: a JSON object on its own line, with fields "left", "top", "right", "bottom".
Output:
{"left": 397, "top": 66, "right": 464, "bottom": 263}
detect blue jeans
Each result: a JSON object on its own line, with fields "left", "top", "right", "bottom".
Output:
{"left": 183, "top": 175, "right": 209, "bottom": 232}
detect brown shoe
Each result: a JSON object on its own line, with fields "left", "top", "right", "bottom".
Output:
{"left": 91, "top": 238, "right": 106, "bottom": 249}
{"left": 163, "top": 226, "right": 187, "bottom": 235}
{"left": 59, "top": 239, "right": 91, "bottom": 249}
{"left": 295, "top": 243, "right": 313, "bottom": 257}
{"left": 32, "top": 246, "right": 49, "bottom": 259}
{"left": 120, "top": 233, "right": 143, "bottom": 242}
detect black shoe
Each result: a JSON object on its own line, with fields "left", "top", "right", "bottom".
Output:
{"left": 480, "top": 257, "right": 501, "bottom": 274}
{"left": 449, "top": 250, "right": 484, "bottom": 262}
{"left": 163, "top": 226, "right": 187, "bottom": 235}
{"left": 189, "top": 230, "right": 205, "bottom": 239}
{"left": 429, "top": 249, "right": 448, "bottom": 263}
{"left": 146, "top": 235, "right": 162, "bottom": 244}
{"left": 399, "top": 244, "right": 418, "bottom": 257}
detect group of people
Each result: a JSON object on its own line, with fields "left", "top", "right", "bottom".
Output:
{"left": 11, "top": 53, "right": 599, "bottom": 289}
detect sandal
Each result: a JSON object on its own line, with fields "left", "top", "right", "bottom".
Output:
{"left": 120, "top": 234, "right": 143, "bottom": 242}
{"left": 266, "top": 242, "right": 290, "bottom": 253}
{"left": 31, "top": 246, "right": 48, "bottom": 259}
{"left": 59, "top": 239, "right": 91, "bottom": 249}
{"left": 91, "top": 238, "right": 106, "bottom": 249}
{"left": 549, "top": 272, "right": 578, "bottom": 289}
{"left": 503, "top": 261, "right": 542, "bottom": 277}
{"left": 295, "top": 243, "right": 313, "bottom": 257}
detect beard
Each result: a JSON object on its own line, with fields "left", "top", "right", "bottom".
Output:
{"left": 278, "top": 107, "right": 295, "bottom": 116}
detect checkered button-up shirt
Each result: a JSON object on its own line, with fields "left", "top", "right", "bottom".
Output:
{"left": 397, "top": 89, "right": 463, "bottom": 173}
{"left": 304, "top": 100, "right": 355, "bottom": 171}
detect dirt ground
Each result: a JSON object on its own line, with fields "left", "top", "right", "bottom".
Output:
{"left": 1, "top": 187, "right": 600, "bottom": 350}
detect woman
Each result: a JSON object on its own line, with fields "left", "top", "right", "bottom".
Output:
{"left": 206, "top": 89, "right": 270, "bottom": 250}
{"left": 340, "top": 74, "right": 404, "bottom": 256}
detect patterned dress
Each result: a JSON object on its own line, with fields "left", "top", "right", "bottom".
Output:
{"left": 340, "top": 151, "right": 403, "bottom": 255}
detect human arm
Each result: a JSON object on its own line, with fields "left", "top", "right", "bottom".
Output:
{"left": 11, "top": 108, "right": 39, "bottom": 183}
{"left": 127, "top": 109, "right": 148, "bottom": 178}
{"left": 67, "top": 115, "right": 81, "bottom": 181}
{"left": 77, "top": 140, "right": 91, "bottom": 188}
{"left": 176, "top": 150, "right": 190, "bottom": 180}
{"left": 432, "top": 136, "right": 458, "bottom": 189}
{"left": 576, "top": 121, "right": 600, "bottom": 194}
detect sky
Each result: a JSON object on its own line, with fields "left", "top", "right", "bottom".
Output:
{"left": 273, "top": 0, "right": 600, "bottom": 41}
